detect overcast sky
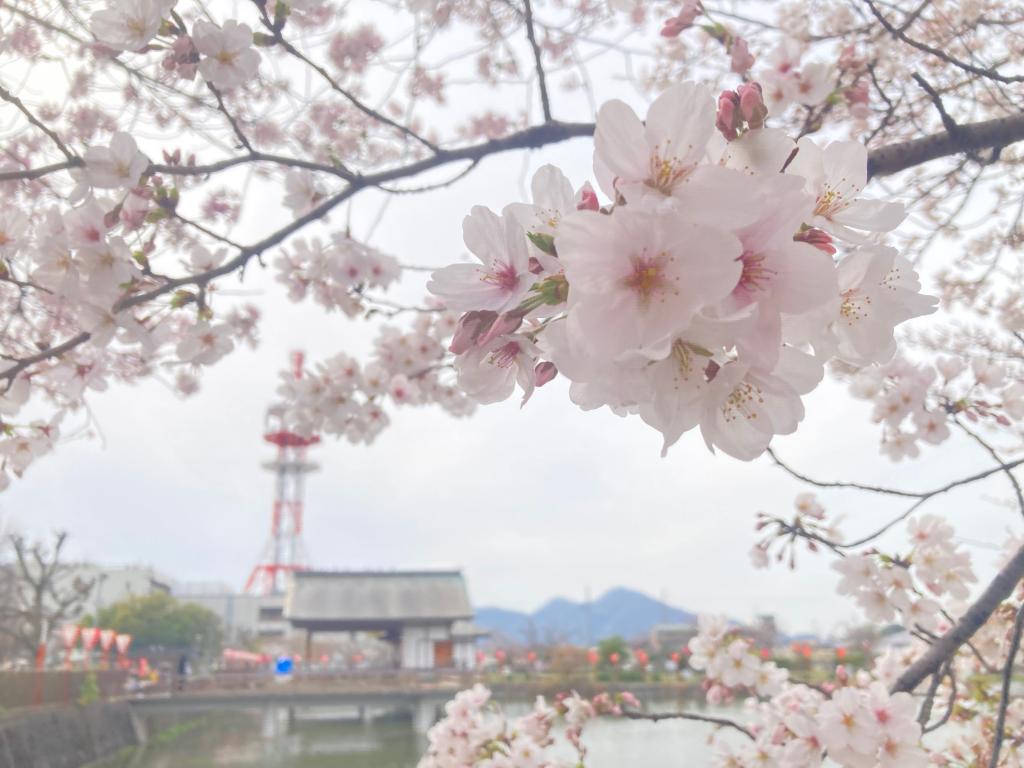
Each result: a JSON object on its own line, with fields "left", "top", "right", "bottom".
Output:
{"left": 3, "top": 65, "right": 1021, "bottom": 638}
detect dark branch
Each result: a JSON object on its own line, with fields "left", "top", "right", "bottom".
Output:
{"left": 0, "top": 82, "right": 77, "bottom": 161}
{"left": 523, "top": 0, "right": 553, "bottom": 122}
{"left": 865, "top": 0, "right": 1024, "bottom": 85}
{"left": 621, "top": 709, "right": 754, "bottom": 739}
{"left": 868, "top": 113, "right": 1024, "bottom": 178}
{"left": 988, "top": 606, "right": 1024, "bottom": 768}
{"left": 892, "top": 541, "right": 1024, "bottom": 693}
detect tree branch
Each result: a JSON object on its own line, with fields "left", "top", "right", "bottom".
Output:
{"left": 0, "top": 82, "right": 77, "bottom": 161}
{"left": 892, "top": 541, "right": 1024, "bottom": 693}
{"left": 864, "top": 0, "right": 1024, "bottom": 84}
{"left": 868, "top": 113, "right": 1024, "bottom": 178}
{"left": 523, "top": 0, "right": 553, "bottom": 122}
{"left": 987, "top": 605, "right": 1024, "bottom": 768}
{"left": 621, "top": 709, "right": 754, "bottom": 739}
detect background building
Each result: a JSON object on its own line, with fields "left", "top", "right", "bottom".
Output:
{"left": 284, "top": 569, "right": 481, "bottom": 669}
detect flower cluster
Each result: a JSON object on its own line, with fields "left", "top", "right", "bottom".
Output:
{"left": 832, "top": 514, "right": 976, "bottom": 632}
{"left": 751, "top": 492, "right": 845, "bottom": 569}
{"left": 429, "top": 82, "right": 933, "bottom": 460}
{"left": 276, "top": 309, "right": 474, "bottom": 444}
{"left": 710, "top": 674, "right": 929, "bottom": 768}
{"left": 417, "top": 685, "right": 632, "bottom": 768}
{"left": 91, "top": 2, "right": 260, "bottom": 90}
{"left": 273, "top": 234, "right": 401, "bottom": 316}
{"left": 418, "top": 685, "right": 559, "bottom": 768}
{"left": 688, "top": 615, "right": 789, "bottom": 702}
{"left": 682, "top": 612, "right": 930, "bottom": 768}
{"left": 756, "top": 38, "right": 834, "bottom": 114}
{"left": 850, "top": 355, "right": 1024, "bottom": 461}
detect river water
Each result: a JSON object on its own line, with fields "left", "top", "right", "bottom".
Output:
{"left": 105, "top": 702, "right": 734, "bottom": 767}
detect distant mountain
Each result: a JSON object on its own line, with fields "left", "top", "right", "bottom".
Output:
{"left": 474, "top": 587, "right": 696, "bottom": 646}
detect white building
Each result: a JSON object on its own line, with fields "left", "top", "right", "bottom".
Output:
{"left": 59, "top": 564, "right": 172, "bottom": 620}
{"left": 173, "top": 583, "right": 290, "bottom": 645}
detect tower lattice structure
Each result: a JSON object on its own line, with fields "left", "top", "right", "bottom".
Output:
{"left": 244, "top": 352, "right": 319, "bottom": 595}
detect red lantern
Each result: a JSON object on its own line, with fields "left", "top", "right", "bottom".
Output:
{"left": 526, "top": 651, "right": 537, "bottom": 663}
{"left": 81, "top": 627, "right": 102, "bottom": 666}
{"left": 759, "top": 647, "right": 771, "bottom": 660}
{"left": 495, "top": 649, "right": 507, "bottom": 664}
{"left": 635, "top": 649, "right": 649, "bottom": 666}
{"left": 99, "top": 629, "right": 116, "bottom": 652}
{"left": 99, "top": 629, "right": 116, "bottom": 667}
{"left": 82, "top": 627, "right": 101, "bottom": 651}
{"left": 670, "top": 651, "right": 680, "bottom": 663}
{"left": 59, "top": 625, "right": 80, "bottom": 669}
{"left": 836, "top": 646, "right": 847, "bottom": 660}
{"left": 609, "top": 652, "right": 620, "bottom": 666}
{"left": 115, "top": 633, "right": 132, "bottom": 656}
{"left": 60, "top": 625, "right": 80, "bottom": 650}
{"left": 586, "top": 648, "right": 599, "bottom": 666}
{"left": 475, "top": 650, "right": 486, "bottom": 666}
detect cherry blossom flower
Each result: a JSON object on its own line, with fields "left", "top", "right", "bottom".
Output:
{"left": 593, "top": 81, "right": 759, "bottom": 228}
{"left": 193, "top": 20, "right": 260, "bottom": 91}
{"left": 829, "top": 246, "right": 936, "bottom": 366}
{"left": 90, "top": 0, "right": 174, "bottom": 52}
{"left": 455, "top": 333, "right": 541, "bottom": 405}
{"left": 0, "top": 209, "right": 28, "bottom": 257}
{"left": 175, "top": 321, "right": 235, "bottom": 365}
{"left": 429, "top": 206, "right": 532, "bottom": 314}
{"left": 75, "top": 132, "right": 150, "bottom": 193}
{"left": 556, "top": 208, "right": 742, "bottom": 361}
{"left": 698, "top": 348, "right": 822, "bottom": 460}
{"left": 787, "top": 139, "right": 907, "bottom": 242}
{"left": 283, "top": 170, "right": 327, "bottom": 216}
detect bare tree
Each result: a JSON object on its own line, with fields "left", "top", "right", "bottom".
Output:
{"left": 0, "top": 532, "right": 93, "bottom": 664}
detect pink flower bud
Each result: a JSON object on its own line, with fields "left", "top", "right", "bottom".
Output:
{"left": 737, "top": 82, "right": 768, "bottom": 128}
{"left": 729, "top": 37, "right": 755, "bottom": 74}
{"left": 794, "top": 227, "right": 836, "bottom": 256}
{"left": 660, "top": 1, "right": 701, "bottom": 37}
{"left": 534, "top": 361, "right": 558, "bottom": 387}
{"left": 619, "top": 691, "right": 640, "bottom": 709}
{"left": 478, "top": 310, "right": 524, "bottom": 346}
{"left": 660, "top": 17, "right": 687, "bottom": 37}
{"left": 715, "top": 91, "right": 740, "bottom": 141}
{"left": 844, "top": 81, "right": 869, "bottom": 106}
{"left": 576, "top": 182, "right": 599, "bottom": 211}
{"left": 450, "top": 310, "right": 496, "bottom": 354}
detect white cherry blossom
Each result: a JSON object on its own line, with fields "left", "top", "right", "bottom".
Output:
{"left": 193, "top": 20, "right": 260, "bottom": 91}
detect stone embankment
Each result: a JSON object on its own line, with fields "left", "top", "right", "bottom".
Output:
{"left": 0, "top": 703, "right": 140, "bottom": 768}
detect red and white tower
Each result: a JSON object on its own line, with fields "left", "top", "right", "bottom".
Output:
{"left": 244, "top": 352, "right": 320, "bottom": 595}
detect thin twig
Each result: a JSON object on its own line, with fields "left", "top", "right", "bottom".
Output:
{"left": 206, "top": 82, "right": 254, "bottom": 153}
{"left": 523, "top": 0, "right": 553, "bottom": 122}
{"left": 911, "top": 73, "right": 961, "bottom": 137}
{"left": 865, "top": 0, "right": 1024, "bottom": 84}
{"left": 621, "top": 709, "right": 754, "bottom": 739}
{"left": 988, "top": 606, "right": 1024, "bottom": 768}
{"left": 893, "top": 541, "right": 1024, "bottom": 693}
{"left": 0, "top": 82, "right": 77, "bottom": 161}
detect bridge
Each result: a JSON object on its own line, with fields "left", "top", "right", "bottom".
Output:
{"left": 123, "top": 671, "right": 698, "bottom": 738}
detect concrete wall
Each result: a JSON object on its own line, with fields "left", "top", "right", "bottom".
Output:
{"left": 0, "top": 671, "right": 129, "bottom": 711}
{"left": 0, "top": 703, "right": 138, "bottom": 768}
